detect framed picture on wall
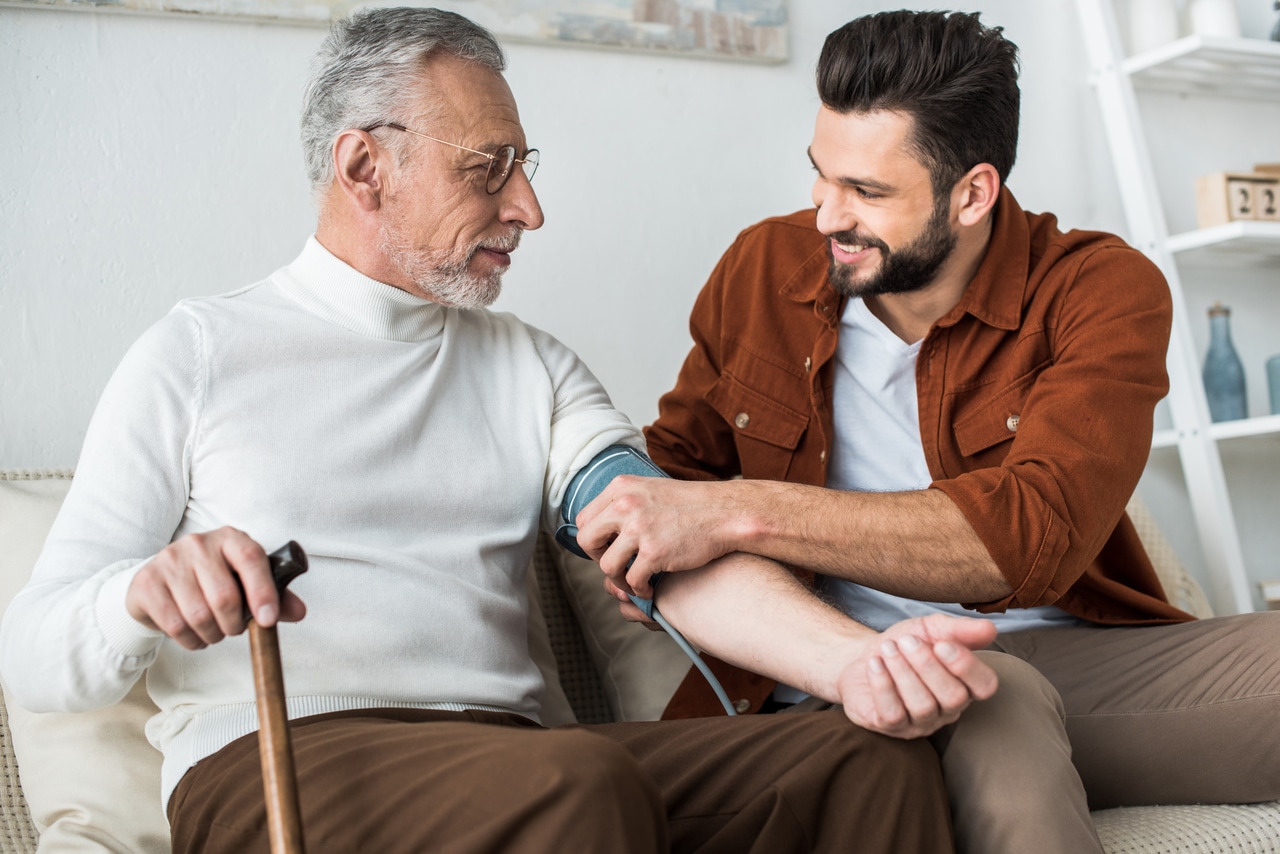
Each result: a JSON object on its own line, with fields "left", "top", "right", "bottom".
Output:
{"left": 423, "top": 0, "right": 789, "bottom": 63}
{"left": 7, "top": 0, "right": 789, "bottom": 63}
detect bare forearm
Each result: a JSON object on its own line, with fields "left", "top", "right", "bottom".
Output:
{"left": 653, "top": 553, "right": 871, "bottom": 702}
{"left": 732, "top": 481, "right": 1010, "bottom": 602}
{"left": 648, "top": 552, "right": 1002, "bottom": 737}
{"left": 576, "top": 474, "right": 1010, "bottom": 604}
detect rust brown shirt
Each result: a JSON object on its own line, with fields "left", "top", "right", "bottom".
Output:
{"left": 646, "top": 189, "right": 1193, "bottom": 718}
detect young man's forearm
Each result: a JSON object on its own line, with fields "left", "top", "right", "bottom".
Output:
{"left": 732, "top": 480, "right": 1011, "bottom": 602}
{"left": 577, "top": 475, "right": 1010, "bottom": 604}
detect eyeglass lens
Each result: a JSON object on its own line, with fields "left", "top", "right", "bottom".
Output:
{"left": 486, "top": 147, "right": 540, "bottom": 194}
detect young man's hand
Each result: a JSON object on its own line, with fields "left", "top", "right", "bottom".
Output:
{"left": 575, "top": 476, "right": 742, "bottom": 598}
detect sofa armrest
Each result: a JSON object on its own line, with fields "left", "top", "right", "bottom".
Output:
{"left": 0, "top": 686, "right": 39, "bottom": 853}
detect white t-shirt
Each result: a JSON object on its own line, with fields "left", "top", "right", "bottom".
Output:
{"left": 823, "top": 297, "right": 1079, "bottom": 633}
{"left": 776, "top": 298, "right": 1079, "bottom": 703}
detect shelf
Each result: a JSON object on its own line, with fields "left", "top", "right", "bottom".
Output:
{"left": 1123, "top": 35, "right": 1280, "bottom": 100}
{"left": 1152, "top": 414, "right": 1280, "bottom": 449}
{"left": 1210, "top": 413, "right": 1280, "bottom": 441}
{"left": 1166, "top": 220, "right": 1280, "bottom": 268}
{"left": 1081, "top": 0, "right": 1272, "bottom": 615}
{"left": 1152, "top": 428, "right": 1179, "bottom": 449}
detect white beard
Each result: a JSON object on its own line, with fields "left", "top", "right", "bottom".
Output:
{"left": 377, "top": 212, "right": 519, "bottom": 310}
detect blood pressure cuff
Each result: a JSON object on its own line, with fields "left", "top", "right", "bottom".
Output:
{"left": 555, "top": 445, "right": 669, "bottom": 618}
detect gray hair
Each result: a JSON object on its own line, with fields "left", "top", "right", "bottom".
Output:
{"left": 301, "top": 7, "right": 506, "bottom": 190}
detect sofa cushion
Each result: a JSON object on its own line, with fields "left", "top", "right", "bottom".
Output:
{"left": 0, "top": 689, "right": 39, "bottom": 854}
{"left": 0, "top": 475, "right": 73, "bottom": 613}
{"left": 1126, "top": 494, "right": 1214, "bottom": 619}
{"left": 0, "top": 471, "right": 575, "bottom": 852}
{"left": 1094, "top": 801, "right": 1280, "bottom": 853}
{"left": 1, "top": 473, "right": 171, "bottom": 852}
{"left": 3, "top": 679, "right": 169, "bottom": 854}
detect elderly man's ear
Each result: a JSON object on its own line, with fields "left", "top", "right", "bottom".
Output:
{"left": 332, "top": 129, "right": 386, "bottom": 212}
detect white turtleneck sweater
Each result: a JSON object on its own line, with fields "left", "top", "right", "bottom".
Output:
{"left": 0, "top": 237, "right": 642, "bottom": 807}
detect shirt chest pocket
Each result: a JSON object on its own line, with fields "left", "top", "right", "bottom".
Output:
{"left": 706, "top": 372, "right": 810, "bottom": 481}
{"left": 951, "top": 363, "right": 1047, "bottom": 463}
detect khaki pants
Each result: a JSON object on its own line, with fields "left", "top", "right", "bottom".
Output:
{"left": 170, "top": 706, "right": 955, "bottom": 854}
{"left": 934, "top": 612, "right": 1280, "bottom": 854}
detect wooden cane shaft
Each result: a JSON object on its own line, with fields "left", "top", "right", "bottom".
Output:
{"left": 249, "top": 621, "right": 306, "bottom": 854}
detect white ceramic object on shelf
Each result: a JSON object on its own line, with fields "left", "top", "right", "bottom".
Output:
{"left": 1127, "top": 0, "right": 1181, "bottom": 54}
{"left": 1189, "top": 0, "right": 1242, "bottom": 38}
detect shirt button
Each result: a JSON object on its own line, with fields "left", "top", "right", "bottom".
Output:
{"left": 804, "top": 357, "right": 812, "bottom": 372}
{"left": 733, "top": 698, "right": 751, "bottom": 713}
{"left": 1006, "top": 414, "right": 1020, "bottom": 432}
{"left": 819, "top": 450, "right": 827, "bottom": 463}
{"left": 734, "top": 412, "right": 750, "bottom": 429}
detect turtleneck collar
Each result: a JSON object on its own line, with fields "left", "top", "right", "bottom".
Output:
{"left": 276, "top": 236, "right": 448, "bottom": 343}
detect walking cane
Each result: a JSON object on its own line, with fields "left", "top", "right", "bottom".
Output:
{"left": 249, "top": 541, "right": 309, "bottom": 854}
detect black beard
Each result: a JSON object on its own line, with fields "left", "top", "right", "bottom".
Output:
{"left": 826, "top": 198, "right": 958, "bottom": 299}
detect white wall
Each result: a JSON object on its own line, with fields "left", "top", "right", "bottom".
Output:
{"left": 2, "top": 1, "right": 1274, "bottom": 591}
{"left": 0, "top": 0, "right": 1117, "bottom": 466}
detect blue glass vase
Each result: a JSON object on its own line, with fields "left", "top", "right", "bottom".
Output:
{"left": 1267, "top": 355, "right": 1280, "bottom": 415}
{"left": 1203, "top": 303, "right": 1247, "bottom": 422}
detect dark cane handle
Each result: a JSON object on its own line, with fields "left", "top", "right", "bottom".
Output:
{"left": 267, "top": 541, "right": 309, "bottom": 597}
{"left": 238, "top": 541, "right": 309, "bottom": 622}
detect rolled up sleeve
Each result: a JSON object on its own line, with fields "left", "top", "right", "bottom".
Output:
{"left": 931, "top": 246, "right": 1172, "bottom": 612}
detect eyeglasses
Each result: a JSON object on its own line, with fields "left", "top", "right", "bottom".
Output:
{"left": 366, "top": 122, "right": 539, "bottom": 195}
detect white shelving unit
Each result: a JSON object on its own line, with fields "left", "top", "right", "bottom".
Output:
{"left": 1075, "top": 1, "right": 1280, "bottom": 615}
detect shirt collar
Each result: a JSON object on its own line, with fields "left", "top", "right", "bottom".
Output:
{"left": 778, "top": 214, "right": 844, "bottom": 324}
{"left": 936, "top": 186, "right": 1027, "bottom": 332}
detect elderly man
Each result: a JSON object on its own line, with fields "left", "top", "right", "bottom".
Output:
{"left": 574, "top": 10, "right": 1280, "bottom": 854}
{"left": 0, "top": 8, "right": 999, "bottom": 853}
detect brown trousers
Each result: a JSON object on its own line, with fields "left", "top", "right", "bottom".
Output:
{"left": 931, "top": 612, "right": 1280, "bottom": 854}
{"left": 169, "top": 706, "right": 954, "bottom": 854}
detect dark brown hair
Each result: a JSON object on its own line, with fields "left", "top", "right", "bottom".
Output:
{"left": 816, "top": 10, "right": 1020, "bottom": 197}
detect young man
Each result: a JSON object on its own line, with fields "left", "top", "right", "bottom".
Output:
{"left": 575, "top": 11, "right": 1280, "bottom": 854}
{"left": 0, "top": 8, "right": 999, "bottom": 852}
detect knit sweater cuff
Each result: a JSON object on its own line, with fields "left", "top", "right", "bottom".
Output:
{"left": 96, "top": 561, "right": 166, "bottom": 659}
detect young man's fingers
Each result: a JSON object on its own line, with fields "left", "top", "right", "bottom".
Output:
{"left": 615, "top": 598, "right": 654, "bottom": 625}
{"left": 598, "top": 533, "right": 639, "bottom": 595}
{"left": 623, "top": 556, "right": 657, "bottom": 599}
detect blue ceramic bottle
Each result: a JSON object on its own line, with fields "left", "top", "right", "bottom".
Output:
{"left": 1267, "top": 355, "right": 1280, "bottom": 415}
{"left": 1203, "top": 302, "right": 1247, "bottom": 422}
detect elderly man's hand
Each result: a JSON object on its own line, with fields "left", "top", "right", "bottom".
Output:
{"left": 837, "top": 614, "right": 998, "bottom": 738}
{"left": 574, "top": 476, "right": 742, "bottom": 598}
{"left": 125, "top": 527, "right": 307, "bottom": 651}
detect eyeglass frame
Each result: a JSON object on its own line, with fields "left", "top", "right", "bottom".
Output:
{"left": 363, "top": 122, "right": 539, "bottom": 195}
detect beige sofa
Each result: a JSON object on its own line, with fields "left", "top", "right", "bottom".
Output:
{"left": 1, "top": 469, "right": 1278, "bottom": 853}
